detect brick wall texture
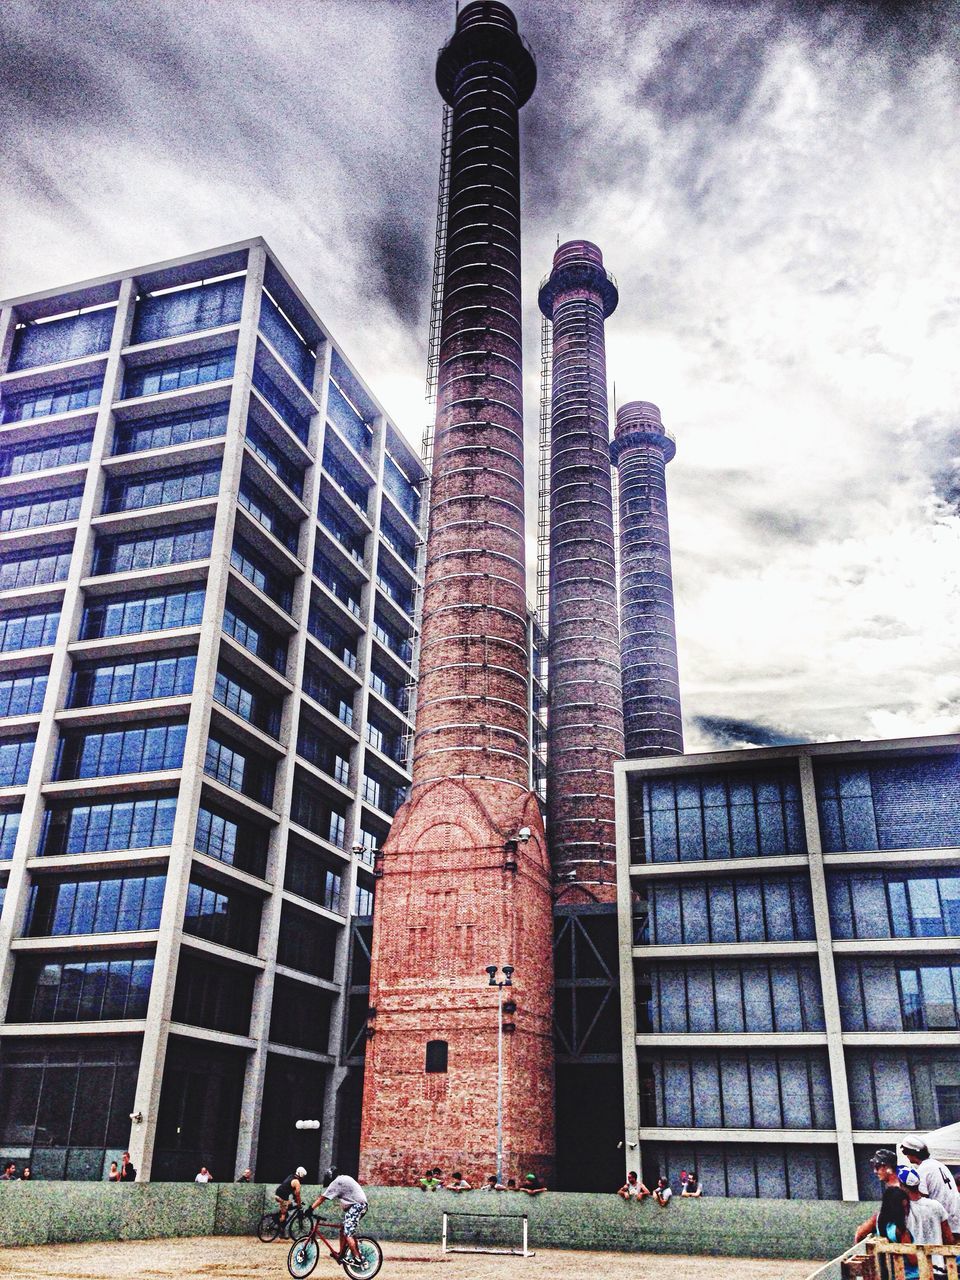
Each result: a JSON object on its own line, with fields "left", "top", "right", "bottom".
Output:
{"left": 360, "top": 1, "right": 556, "bottom": 1186}
{"left": 538, "top": 242, "right": 624, "bottom": 903}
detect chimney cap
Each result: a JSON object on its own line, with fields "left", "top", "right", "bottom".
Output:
{"left": 611, "top": 402, "right": 676, "bottom": 464}
{"left": 437, "top": 1, "right": 536, "bottom": 107}
{"left": 538, "top": 241, "right": 618, "bottom": 318}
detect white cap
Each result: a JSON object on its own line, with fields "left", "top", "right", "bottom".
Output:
{"left": 296, "top": 1166, "right": 307, "bottom": 1178}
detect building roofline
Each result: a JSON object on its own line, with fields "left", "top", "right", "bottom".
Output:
{"left": 615, "top": 731, "right": 960, "bottom": 775}
{"left": 0, "top": 235, "right": 425, "bottom": 480}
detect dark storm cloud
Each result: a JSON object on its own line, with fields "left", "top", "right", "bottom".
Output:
{"left": 365, "top": 207, "right": 430, "bottom": 328}
{"left": 743, "top": 506, "right": 831, "bottom": 544}
{"left": 692, "top": 715, "right": 804, "bottom": 748}
{"left": 636, "top": 24, "right": 771, "bottom": 128}
{"left": 786, "top": 0, "right": 960, "bottom": 56}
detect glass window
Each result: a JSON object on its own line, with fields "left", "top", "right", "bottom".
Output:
{"left": 26, "top": 872, "right": 166, "bottom": 934}
{"left": 56, "top": 722, "right": 187, "bottom": 780}
{"left": 817, "top": 756, "right": 960, "bottom": 852}
{"left": 251, "top": 358, "right": 311, "bottom": 442}
{"left": 0, "top": 737, "right": 35, "bottom": 785}
{"left": 203, "top": 734, "right": 273, "bottom": 805}
{"left": 40, "top": 794, "right": 177, "bottom": 856}
{"left": 80, "top": 586, "right": 205, "bottom": 640}
{"left": 258, "top": 292, "right": 316, "bottom": 389}
{"left": 183, "top": 876, "right": 260, "bottom": 953}
{"left": 1, "top": 376, "right": 102, "bottom": 424}
{"left": 238, "top": 476, "right": 299, "bottom": 551}
{"left": 7, "top": 955, "right": 153, "bottom": 1023}
{"left": 132, "top": 277, "right": 244, "bottom": 343}
{"left": 94, "top": 522, "right": 213, "bottom": 575}
{"left": 103, "top": 462, "right": 221, "bottom": 513}
{"left": 222, "top": 597, "right": 287, "bottom": 672}
{"left": 0, "top": 669, "right": 48, "bottom": 717}
{"left": 0, "top": 430, "right": 92, "bottom": 477}
{"left": 230, "top": 539, "right": 293, "bottom": 611}
{"left": 0, "top": 487, "right": 83, "bottom": 531}
{"left": 245, "top": 419, "right": 304, "bottom": 498}
{"left": 113, "top": 402, "right": 229, "bottom": 455}
{"left": 0, "top": 544, "right": 73, "bottom": 589}
{"left": 0, "top": 808, "right": 21, "bottom": 859}
{"left": 10, "top": 308, "right": 116, "bottom": 371}
{"left": 69, "top": 654, "right": 195, "bottom": 707}
{"left": 0, "top": 607, "right": 60, "bottom": 652}
{"left": 122, "top": 348, "right": 235, "bottom": 400}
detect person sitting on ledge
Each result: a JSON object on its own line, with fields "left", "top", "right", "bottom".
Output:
{"left": 681, "top": 1172, "right": 702, "bottom": 1197}
{"left": 520, "top": 1173, "right": 547, "bottom": 1195}
{"left": 618, "top": 1171, "right": 651, "bottom": 1201}
{"left": 653, "top": 1176, "right": 673, "bottom": 1207}
{"left": 506, "top": 1179, "right": 518, "bottom": 1191}
{"left": 418, "top": 1169, "right": 441, "bottom": 1191}
{"left": 484, "top": 1175, "right": 507, "bottom": 1191}
{"left": 107, "top": 1162, "right": 120, "bottom": 1182}
{"left": 237, "top": 1169, "right": 252, "bottom": 1183}
{"left": 1, "top": 1162, "right": 16, "bottom": 1181}
{"left": 448, "top": 1172, "right": 472, "bottom": 1192}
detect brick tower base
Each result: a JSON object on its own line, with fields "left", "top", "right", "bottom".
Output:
{"left": 359, "top": 778, "right": 555, "bottom": 1186}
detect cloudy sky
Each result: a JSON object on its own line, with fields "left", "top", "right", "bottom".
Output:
{"left": 2, "top": 0, "right": 958, "bottom": 753}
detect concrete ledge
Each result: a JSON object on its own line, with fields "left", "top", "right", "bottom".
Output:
{"left": 0, "top": 1183, "right": 871, "bottom": 1259}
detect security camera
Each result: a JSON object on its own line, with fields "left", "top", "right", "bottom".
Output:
{"left": 517, "top": 827, "right": 531, "bottom": 842}
{"left": 129, "top": 1111, "right": 143, "bottom": 1124}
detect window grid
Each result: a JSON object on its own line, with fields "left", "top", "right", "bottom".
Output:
{"left": 0, "top": 488, "right": 83, "bottom": 532}
{"left": 229, "top": 539, "right": 293, "bottom": 612}
{"left": 69, "top": 654, "right": 196, "bottom": 708}
{"left": 0, "top": 544, "right": 73, "bottom": 590}
{"left": 0, "top": 430, "right": 93, "bottom": 477}
{"left": 112, "top": 402, "right": 230, "bottom": 456}
{"left": 103, "top": 461, "right": 221, "bottom": 513}
{"left": 26, "top": 872, "right": 166, "bottom": 935}
{"left": 0, "top": 376, "right": 102, "bottom": 424}
{"left": 121, "top": 348, "right": 235, "bottom": 400}
{"left": 828, "top": 869, "right": 960, "bottom": 940}
{"left": 0, "top": 737, "right": 35, "bottom": 786}
{"left": 94, "top": 522, "right": 213, "bottom": 575}
{"left": 0, "top": 808, "right": 21, "bottom": 859}
{"left": 238, "top": 477, "right": 300, "bottom": 552}
{"left": 56, "top": 722, "right": 187, "bottom": 780}
{"left": 213, "top": 666, "right": 281, "bottom": 737}
{"left": 0, "top": 670, "right": 48, "bottom": 717}
{"left": 245, "top": 420, "right": 304, "bottom": 498}
{"left": 12, "top": 955, "right": 154, "bottom": 1023}
{"left": 40, "top": 794, "right": 178, "bottom": 856}
{"left": 252, "top": 360, "right": 310, "bottom": 442}
{"left": 80, "top": 586, "right": 205, "bottom": 640}
{"left": 641, "top": 959, "right": 826, "bottom": 1034}
{"left": 0, "top": 608, "right": 60, "bottom": 652}
{"left": 194, "top": 802, "right": 269, "bottom": 878}
{"left": 221, "top": 598, "right": 287, "bottom": 672}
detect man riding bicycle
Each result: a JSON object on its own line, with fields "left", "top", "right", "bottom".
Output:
{"left": 310, "top": 1166, "right": 368, "bottom": 1264}
{"left": 275, "top": 1166, "right": 308, "bottom": 1227}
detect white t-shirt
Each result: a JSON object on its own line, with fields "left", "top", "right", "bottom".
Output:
{"left": 907, "top": 1194, "right": 949, "bottom": 1270}
{"left": 195, "top": 1171, "right": 213, "bottom": 1183}
{"left": 658, "top": 1185, "right": 673, "bottom": 1203}
{"left": 918, "top": 1160, "right": 960, "bottom": 1231}
{"left": 324, "top": 1175, "right": 368, "bottom": 1208}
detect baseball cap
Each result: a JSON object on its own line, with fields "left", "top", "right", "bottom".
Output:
{"left": 897, "top": 1165, "right": 921, "bottom": 1189}
{"left": 900, "top": 1137, "right": 929, "bottom": 1157}
{"left": 870, "top": 1148, "right": 899, "bottom": 1169}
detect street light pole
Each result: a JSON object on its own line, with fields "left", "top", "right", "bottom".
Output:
{"left": 486, "top": 964, "right": 514, "bottom": 1184}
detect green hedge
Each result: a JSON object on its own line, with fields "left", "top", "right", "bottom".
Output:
{"left": 0, "top": 1182, "right": 870, "bottom": 1259}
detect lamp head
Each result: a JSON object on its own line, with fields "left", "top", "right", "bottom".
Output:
{"left": 502, "top": 964, "right": 514, "bottom": 986}
{"left": 485, "top": 965, "right": 499, "bottom": 985}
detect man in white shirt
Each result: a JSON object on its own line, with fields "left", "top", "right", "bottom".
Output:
{"left": 901, "top": 1138, "right": 960, "bottom": 1233}
{"left": 195, "top": 1167, "right": 213, "bottom": 1184}
{"left": 310, "top": 1166, "right": 368, "bottom": 1265}
{"left": 898, "top": 1164, "right": 953, "bottom": 1277}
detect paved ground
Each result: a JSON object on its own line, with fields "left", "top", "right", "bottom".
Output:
{"left": 0, "top": 1235, "right": 816, "bottom": 1278}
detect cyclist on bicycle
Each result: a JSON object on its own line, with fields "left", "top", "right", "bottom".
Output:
{"left": 310, "top": 1166, "right": 367, "bottom": 1264}
{"left": 275, "top": 1166, "right": 308, "bottom": 1228}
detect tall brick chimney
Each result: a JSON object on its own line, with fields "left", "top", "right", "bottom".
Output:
{"left": 538, "top": 242, "right": 624, "bottom": 901}
{"left": 611, "top": 401, "right": 684, "bottom": 756}
{"left": 359, "top": 0, "right": 555, "bottom": 1186}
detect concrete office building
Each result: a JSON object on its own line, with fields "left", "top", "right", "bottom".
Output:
{"left": 0, "top": 237, "right": 427, "bottom": 1182}
{"left": 616, "top": 734, "right": 960, "bottom": 1200}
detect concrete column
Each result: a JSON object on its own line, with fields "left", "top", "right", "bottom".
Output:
{"left": 131, "top": 246, "right": 268, "bottom": 1179}
{"left": 614, "top": 762, "right": 641, "bottom": 1176}
{"left": 798, "top": 751, "right": 858, "bottom": 1200}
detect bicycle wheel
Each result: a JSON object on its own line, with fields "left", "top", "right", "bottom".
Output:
{"left": 287, "top": 1235, "right": 320, "bottom": 1279}
{"left": 257, "top": 1211, "right": 281, "bottom": 1243}
{"left": 287, "top": 1206, "right": 316, "bottom": 1239}
{"left": 343, "top": 1237, "right": 383, "bottom": 1280}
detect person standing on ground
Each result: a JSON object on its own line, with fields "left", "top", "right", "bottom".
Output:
{"left": 118, "top": 1152, "right": 136, "bottom": 1182}
{"left": 900, "top": 1138, "right": 960, "bottom": 1236}
{"left": 854, "top": 1149, "right": 908, "bottom": 1244}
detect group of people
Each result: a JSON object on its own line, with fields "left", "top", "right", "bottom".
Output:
{"left": 855, "top": 1140, "right": 959, "bottom": 1275}
{"left": 416, "top": 1167, "right": 547, "bottom": 1194}
{"left": 618, "top": 1169, "right": 701, "bottom": 1206}
{"left": 1, "top": 1161, "right": 31, "bottom": 1181}
{"left": 106, "top": 1152, "right": 137, "bottom": 1182}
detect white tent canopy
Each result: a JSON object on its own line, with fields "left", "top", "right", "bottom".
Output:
{"left": 922, "top": 1123, "right": 960, "bottom": 1165}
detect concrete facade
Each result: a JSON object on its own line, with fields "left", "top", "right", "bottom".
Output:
{"left": 538, "top": 242, "right": 624, "bottom": 903}
{"left": 0, "top": 238, "right": 427, "bottom": 1182}
{"left": 616, "top": 734, "right": 960, "bottom": 1201}
{"left": 611, "top": 401, "right": 683, "bottom": 757}
{"left": 359, "top": 0, "right": 556, "bottom": 1187}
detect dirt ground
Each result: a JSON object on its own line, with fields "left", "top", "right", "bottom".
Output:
{"left": 0, "top": 1235, "right": 816, "bottom": 1279}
